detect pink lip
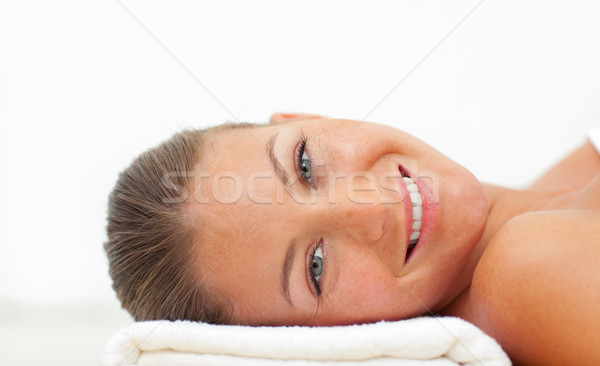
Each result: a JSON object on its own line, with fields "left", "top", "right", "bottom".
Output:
{"left": 398, "top": 167, "right": 415, "bottom": 260}
{"left": 410, "top": 176, "right": 437, "bottom": 263}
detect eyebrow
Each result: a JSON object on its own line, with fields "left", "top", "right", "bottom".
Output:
{"left": 266, "top": 132, "right": 289, "bottom": 186}
{"left": 281, "top": 239, "right": 296, "bottom": 307}
{"left": 266, "top": 132, "right": 296, "bottom": 307}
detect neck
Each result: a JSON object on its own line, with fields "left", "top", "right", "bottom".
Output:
{"left": 479, "top": 183, "right": 557, "bottom": 244}
{"left": 437, "top": 183, "right": 560, "bottom": 314}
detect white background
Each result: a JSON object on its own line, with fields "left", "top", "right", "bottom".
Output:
{"left": 1, "top": 1, "right": 599, "bottom": 365}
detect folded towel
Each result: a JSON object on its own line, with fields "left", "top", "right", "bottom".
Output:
{"left": 101, "top": 316, "right": 510, "bottom": 366}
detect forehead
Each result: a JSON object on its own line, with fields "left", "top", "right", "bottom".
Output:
{"left": 189, "top": 124, "right": 275, "bottom": 230}
{"left": 198, "top": 124, "right": 284, "bottom": 204}
{"left": 189, "top": 126, "right": 283, "bottom": 242}
{"left": 204, "top": 124, "right": 267, "bottom": 163}
{"left": 186, "top": 124, "right": 302, "bottom": 320}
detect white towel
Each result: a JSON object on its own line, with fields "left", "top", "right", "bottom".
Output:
{"left": 101, "top": 317, "right": 510, "bottom": 366}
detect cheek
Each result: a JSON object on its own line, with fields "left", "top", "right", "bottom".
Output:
{"left": 331, "top": 251, "right": 443, "bottom": 322}
{"left": 331, "top": 256, "right": 408, "bottom": 319}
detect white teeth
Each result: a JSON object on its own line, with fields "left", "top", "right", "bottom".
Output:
{"left": 403, "top": 175, "right": 424, "bottom": 254}
{"left": 412, "top": 205, "right": 423, "bottom": 220}
{"left": 410, "top": 192, "right": 422, "bottom": 205}
{"left": 403, "top": 177, "right": 419, "bottom": 193}
{"left": 410, "top": 231, "right": 420, "bottom": 241}
{"left": 412, "top": 220, "right": 422, "bottom": 231}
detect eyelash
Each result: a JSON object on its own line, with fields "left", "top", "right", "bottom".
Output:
{"left": 294, "top": 135, "right": 314, "bottom": 187}
{"left": 308, "top": 240, "right": 325, "bottom": 297}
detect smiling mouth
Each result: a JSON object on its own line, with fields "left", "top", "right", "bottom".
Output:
{"left": 400, "top": 170, "right": 423, "bottom": 258}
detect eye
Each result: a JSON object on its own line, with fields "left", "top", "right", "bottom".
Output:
{"left": 300, "top": 151, "right": 312, "bottom": 180}
{"left": 310, "top": 243, "right": 324, "bottom": 296}
{"left": 295, "top": 136, "right": 313, "bottom": 185}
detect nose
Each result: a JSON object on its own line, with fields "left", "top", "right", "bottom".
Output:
{"left": 305, "top": 175, "right": 400, "bottom": 252}
{"left": 304, "top": 190, "right": 405, "bottom": 275}
{"left": 332, "top": 200, "right": 388, "bottom": 245}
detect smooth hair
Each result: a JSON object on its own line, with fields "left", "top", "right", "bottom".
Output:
{"left": 105, "top": 122, "right": 257, "bottom": 323}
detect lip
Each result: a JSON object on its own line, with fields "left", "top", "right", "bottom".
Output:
{"left": 398, "top": 168, "right": 414, "bottom": 259}
{"left": 398, "top": 166, "right": 437, "bottom": 263}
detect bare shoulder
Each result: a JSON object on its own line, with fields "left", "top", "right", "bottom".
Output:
{"left": 530, "top": 140, "right": 600, "bottom": 192}
{"left": 471, "top": 210, "right": 600, "bottom": 365}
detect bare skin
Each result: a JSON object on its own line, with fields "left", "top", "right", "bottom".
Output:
{"left": 445, "top": 141, "right": 600, "bottom": 365}
{"left": 189, "top": 113, "right": 600, "bottom": 365}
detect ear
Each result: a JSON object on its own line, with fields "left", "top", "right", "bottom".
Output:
{"left": 269, "top": 113, "right": 325, "bottom": 124}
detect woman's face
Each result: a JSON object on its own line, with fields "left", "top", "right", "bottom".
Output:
{"left": 188, "top": 117, "right": 488, "bottom": 326}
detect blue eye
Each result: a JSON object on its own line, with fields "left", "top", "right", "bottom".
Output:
{"left": 310, "top": 244, "right": 324, "bottom": 296}
{"left": 295, "top": 137, "right": 313, "bottom": 185}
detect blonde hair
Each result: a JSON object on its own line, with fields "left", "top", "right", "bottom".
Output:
{"left": 105, "top": 123, "right": 256, "bottom": 323}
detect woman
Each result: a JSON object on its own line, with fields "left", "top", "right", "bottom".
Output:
{"left": 105, "top": 113, "right": 600, "bottom": 365}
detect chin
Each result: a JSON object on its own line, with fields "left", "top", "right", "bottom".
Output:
{"left": 462, "top": 172, "right": 488, "bottom": 244}
{"left": 433, "top": 169, "right": 488, "bottom": 290}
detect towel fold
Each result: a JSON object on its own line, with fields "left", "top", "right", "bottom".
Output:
{"left": 101, "top": 316, "right": 510, "bottom": 366}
